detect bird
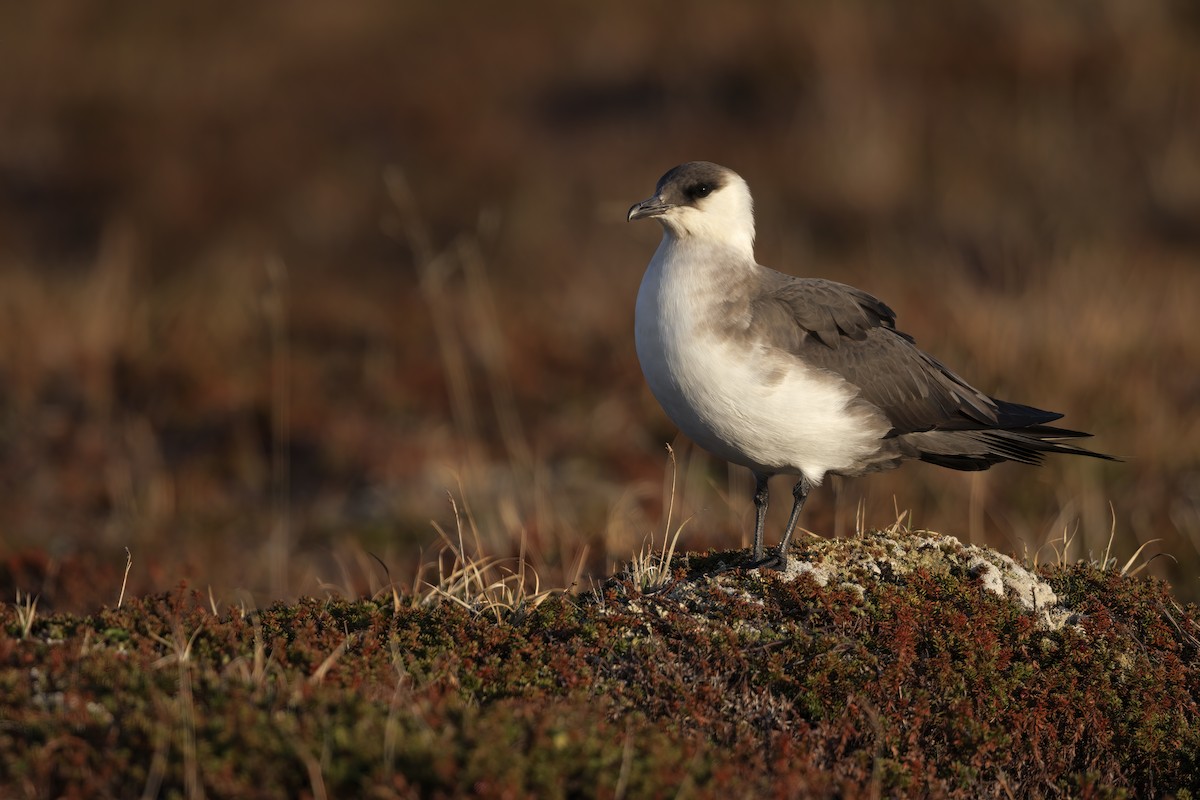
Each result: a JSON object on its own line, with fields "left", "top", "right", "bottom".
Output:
{"left": 627, "top": 161, "right": 1116, "bottom": 567}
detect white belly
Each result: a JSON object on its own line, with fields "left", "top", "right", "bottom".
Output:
{"left": 635, "top": 249, "right": 887, "bottom": 483}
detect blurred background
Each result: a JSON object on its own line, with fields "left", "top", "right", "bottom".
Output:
{"left": 1, "top": 1, "right": 1197, "bottom": 612}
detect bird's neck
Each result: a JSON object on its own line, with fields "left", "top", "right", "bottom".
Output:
{"left": 658, "top": 229, "right": 756, "bottom": 271}
{"left": 647, "top": 233, "right": 759, "bottom": 316}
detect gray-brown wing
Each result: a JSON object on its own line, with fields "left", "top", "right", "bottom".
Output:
{"left": 747, "top": 274, "right": 1056, "bottom": 435}
{"left": 754, "top": 274, "right": 902, "bottom": 348}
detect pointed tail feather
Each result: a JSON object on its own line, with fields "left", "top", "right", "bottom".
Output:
{"left": 910, "top": 425, "right": 1119, "bottom": 472}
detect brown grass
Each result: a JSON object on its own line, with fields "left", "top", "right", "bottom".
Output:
{"left": 0, "top": 1, "right": 1197, "bottom": 610}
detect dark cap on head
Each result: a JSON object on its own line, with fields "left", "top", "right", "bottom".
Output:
{"left": 628, "top": 161, "right": 734, "bottom": 221}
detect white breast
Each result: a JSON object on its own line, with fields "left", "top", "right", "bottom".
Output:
{"left": 634, "top": 239, "right": 888, "bottom": 484}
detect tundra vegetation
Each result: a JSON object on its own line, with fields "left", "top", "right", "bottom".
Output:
{"left": 1, "top": 2, "right": 1198, "bottom": 796}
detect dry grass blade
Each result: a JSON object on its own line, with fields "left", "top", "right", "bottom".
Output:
{"left": 416, "top": 493, "right": 554, "bottom": 621}
{"left": 1160, "top": 597, "right": 1200, "bottom": 650}
{"left": 626, "top": 445, "right": 692, "bottom": 591}
{"left": 149, "top": 623, "right": 206, "bottom": 670}
{"left": 118, "top": 547, "right": 133, "bottom": 609}
{"left": 310, "top": 634, "right": 355, "bottom": 685}
{"left": 1119, "top": 539, "right": 1166, "bottom": 576}
{"left": 14, "top": 590, "right": 39, "bottom": 640}
{"left": 1032, "top": 523, "right": 1079, "bottom": 569}
{"left": 368, "top": 552, "right": 403, "bottom": 615}
{"left": 879, "top": 504, "right": 912, "bottom": 537}
{"left": 222, "top": 599, "right": 277, "bottom": 689}
{"left": 1090, "top": 503, "right": 1162, "bottom": 575}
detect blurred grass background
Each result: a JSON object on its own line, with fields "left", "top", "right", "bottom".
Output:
{"left": 0, "top": 1, "right": 1197, "bottom": 611}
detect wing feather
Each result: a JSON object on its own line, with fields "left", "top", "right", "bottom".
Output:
{"left": 746, "top": 273, "right": 1060, "bottom": 436}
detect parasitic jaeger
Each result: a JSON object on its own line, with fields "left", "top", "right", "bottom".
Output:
{"left": 628, "top": 161, "right": 1116, "bottom": 567}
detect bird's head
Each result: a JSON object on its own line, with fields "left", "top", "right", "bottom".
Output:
{"left": 628, "top": 161, "right": 756, "bottom": 256}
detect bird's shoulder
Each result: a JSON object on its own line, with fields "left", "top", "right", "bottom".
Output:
{"left": 748, "top": 271, "right": 903, "bottom": 350}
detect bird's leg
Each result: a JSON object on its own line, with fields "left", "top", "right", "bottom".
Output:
{"left": 751, "top": 472, "right": 770, "bottom": 562}
{"left": 775, "top": 476, "right": 813, "bottom": 567}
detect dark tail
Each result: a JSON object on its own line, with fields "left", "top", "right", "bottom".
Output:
{"left": 909, "top": 406, "right": 1120, "bottom": 472}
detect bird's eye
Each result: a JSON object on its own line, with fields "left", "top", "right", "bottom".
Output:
{"left": 691, "top": 184, "right": 712, "bottom": 199}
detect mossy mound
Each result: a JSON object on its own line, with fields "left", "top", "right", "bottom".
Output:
{"left": 2, "top": 532, "right": 1197, "bottom": 798}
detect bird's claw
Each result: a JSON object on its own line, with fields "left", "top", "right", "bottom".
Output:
{"left": 747, "top": 550, "right": 789, "bottom": 571}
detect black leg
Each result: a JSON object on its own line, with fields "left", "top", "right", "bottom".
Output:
{"left": 775, "top": 476, "right": 812, "bottom": 566}
{"left": 751, "top": 472, "right": 770, "bottom": 561}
